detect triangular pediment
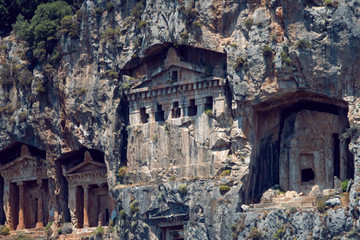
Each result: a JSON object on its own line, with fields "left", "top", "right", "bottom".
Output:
{"left": 130, "top": 48, "right": 208, "bottom": 91}
{"left": 66, "top": 160, "right": 106, "bottom": 175}
{"left": 0, "top": 155, "right": 47, "bottom": 181}
{"left": 1, "top": 155, "right": 42, "bottom": 171}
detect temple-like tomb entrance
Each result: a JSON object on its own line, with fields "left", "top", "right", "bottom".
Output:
{"left": 247, "top": 92, "right": 354, "bottom": 202}
{"left": 0, "top": 143, "right": 49, "bottom": 230}
{"left": 124, "top": 46, "right": 227, "bottom": 125}
{"left": 122, "top": 45, "right": 230, "bottom": 181}
{"left": 146, "top": 201, "right": 188, "bottom": 240}
{"left": 279, "top": 105, "right": 351, "bottom": 193}
{"left": 161, "top": 222, "right": 185, "bottom": 240}
{"left": 59, "top": 149, "right": 115, "bottom": 228}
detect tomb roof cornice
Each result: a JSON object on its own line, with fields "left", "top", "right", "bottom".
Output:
{"left": 65, "top": 170, "right": 107, "bottom": 181}
{"left": 0, "top": 155, "right": 45, "bottom": 170}
{"left": 127, "top": 77, "right": 226, "bottom": 99}
{"left": 66, "top": 158, "right": 106, "bottom": 175}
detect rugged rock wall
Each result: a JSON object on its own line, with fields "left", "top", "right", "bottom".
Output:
{"left": 0, "top": 0, "right": 360, "bottom": 239}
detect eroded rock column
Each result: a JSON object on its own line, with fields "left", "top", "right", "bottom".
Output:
{"left": 17, "top": 182, "right": 25, "bottom": 230}
{"left": 4, "top": 180, "right": 12, "bottom": 230}
{"left": 36, "top": 179, "right": 44, "bottom": 228}
{"left": 83, "top": 185, "right": 90, "bottom": 228}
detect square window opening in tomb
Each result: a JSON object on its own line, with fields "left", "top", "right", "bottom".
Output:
{"left": 171, "top": 71, "right": 178, "bottom": 82}
{"left": 301, "top": 168, "right": 315, "bottom": 185}
{"left": 162, "top": 225, "right": 184, "bottom": 240}
{"left": 188, "top": 99, "right": 197, "bottom": 116}
{"left": 140, "top": 107, "right": 149, "bottom": 123}
{"left": 172, "top": 102, "right": 181, "bottom": 118}
{"left": 155, "top": 103, "right": 165, "bottom": 122}
{"left": 205, "top": 96, "right": 213, "bottom": 111}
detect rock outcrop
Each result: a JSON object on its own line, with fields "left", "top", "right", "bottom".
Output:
{"left": 0, "top": 0, "right": 360, "bottom": 239}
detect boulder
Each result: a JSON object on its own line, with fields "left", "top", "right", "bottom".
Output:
{"left": 309, "top": 185, "right": 321, "bottom": 197}
{"left": 325, "top": 198, "right": 341, "bottom": 207}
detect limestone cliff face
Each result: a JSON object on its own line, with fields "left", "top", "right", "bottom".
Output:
{"left": 0, "top": 0, "right": 360, "bottom": 239}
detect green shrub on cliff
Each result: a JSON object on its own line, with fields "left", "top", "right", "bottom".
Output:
{"left": 93, "top": 226, "right": 104, "bottom": 236}
{"left": 130, "top": 200, "right": 139, "bottom": 214}
{"left": 178, "top": 184, "right": 188, "bottom": 194}
{"left": 0, "top": 226, "right": 9, "bottom": 236}
{"left": 274, "top": 226, "right": 286, "bottom": 239}
{"left": 342, "top": 179, "right": 349, "bottom": 192}
{"left": 280, "top": 45, "right": 292, "bottom": 66}
{"left": 249, "top": 227, "right": 262, "bottom": 240}
{"left": 219, "top": 185, "right": 230, "bottom": 195}
{"left": 245, "top": 18, "right": 253, "bottom": 29}
{"left": 13, "top": 1, "right": 72, "bottom": 62}
{"left": 45, "top": 221, "right": 53, "bottom": 236}
{"left": 221, "top": 170, "right": 231, "bottom": 176}
{"left": 296, "top": 39, "right": 311, "bottom": 49}
{"left": 263, "top": 45, "right": 273, "bottom": 57}
{"left": 234, "top": 56, "right": 248, "bottom": 71}
{"left": 118, "top": 166, "right": 127, "bottom": 178}
{"left": 316, "top": 195, "right": 330, "bottom": 213}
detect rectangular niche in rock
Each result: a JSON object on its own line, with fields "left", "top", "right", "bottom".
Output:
{"left": 140, "top": 107, "right": 149, "bottom": 123}
{"left": 188, "top": 99, "right": 197, "bottom": 116}
{"left": 155, "top": 103, "right": 165, "bottom": 122}
{"left": 161, "top": 224, "right": 184, "bottom": 240}
{"left": 205, "top": 96, "right": 213, "bottom": 111}
{"left": 147, "top": 202, "right": 189, "bottom": 240}
{"left": 172, "top": 102, "right": 181, "bottom": 118}
{"left": 248, "top": 92, "right": 354, "bottom": 203}
{"left": 0, "top": 143, "right": 49, "bottom": 230}
{"left": 59, "top": 149, "right": 116, "bottom": 229}
{"left": 171, "top": 70, "right": 178, "bottom": 82}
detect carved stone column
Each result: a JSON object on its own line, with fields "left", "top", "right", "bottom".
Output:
{"left": 4, "top": 180, "right": 12, "bottom": 230}
{"left": 83, "top": 185, "right": 90, "bottom": 228}
{"left": 36, "top": 179, "right": 44, "bottom": 228}
{"left": 17, "top": 182, "right": 25, "bottom": 230}
{"left": 340, "top": 138, "right": 347, "bottom": 181}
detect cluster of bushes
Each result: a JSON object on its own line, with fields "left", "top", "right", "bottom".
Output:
{"left": 280, "top": 45, "right": 292, "bottom": 66}
{"left": 233, "top": 56, "right": 248, "bottom": 71}
{"left": 0, "top": 60, "right": 33, "bottom": 93}
{"left": 245, "top": 18, "right": 253, "bottom": 29}
{"left": 0, "top": 0, "right": 83, "bottom": 36}
{"left": 231, "top": 218, "right": 245, "bottom": 240}
{"left": 296, "top": 39, "right": 311, "bottom": 49}
{"left": 100, "top": 27, "right": 121, "bottom": 45}
{"left": 131, "top": 0, "right": 146, "bottom": 30}
{"left": 0, "top": 225, "right": 9, "bottom": 236}
{"left": 13, "top": 1, "right": 78, "bottom": 63}
{"left": 324, "top": 0, "right": 339, "bottom": 7}
{"left": 178, "top": 0, "right": 200, "bottom": 28}
{"left": 178, "top": 184, "right": 188, "bottom": 194}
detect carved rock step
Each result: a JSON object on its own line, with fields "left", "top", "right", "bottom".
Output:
{"left": 59, "top": 227, "right": 112, "bottom": 240}
{"left": 7, "top": 229, "right": 47, "bottom": 240}
{"left": 249, "top": 197, "right": 317, "bottom": 211}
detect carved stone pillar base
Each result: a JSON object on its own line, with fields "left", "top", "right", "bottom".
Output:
{"left": 16, "top": 223, "right": 25, "bottom": 230}
{"left": 36, "top": 222, "right": 44, "bottom": 228}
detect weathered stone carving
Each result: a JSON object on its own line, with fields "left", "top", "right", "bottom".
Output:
{"left": 126, "top": 47, "right": 227, "bottom": 125}
{"left": 147, "top": 201, "right": 188, "bottom": 240}
{"left": 0, "top": 143, "right": 49, "bottom": 230}
{"left": 248, "top": 92, "right": 354, "bottom": 202}
{"left": 124, "top": 47, "right": 231, "bottom": 182}
{"left": 279, "top": 110, "right": 349, "bottom": 193}
{"left": 61, "top": 150, "right": 115, "bottom": 228}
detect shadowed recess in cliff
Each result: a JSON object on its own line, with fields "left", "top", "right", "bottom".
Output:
{"left": 244, "top": 91, "right": 354, "bottom": 203}
{"left": 121, "top": 43, "right": 227, "bottom": 78}
{"left": 118, "top": 95, "right": 129, "bottom": 167}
